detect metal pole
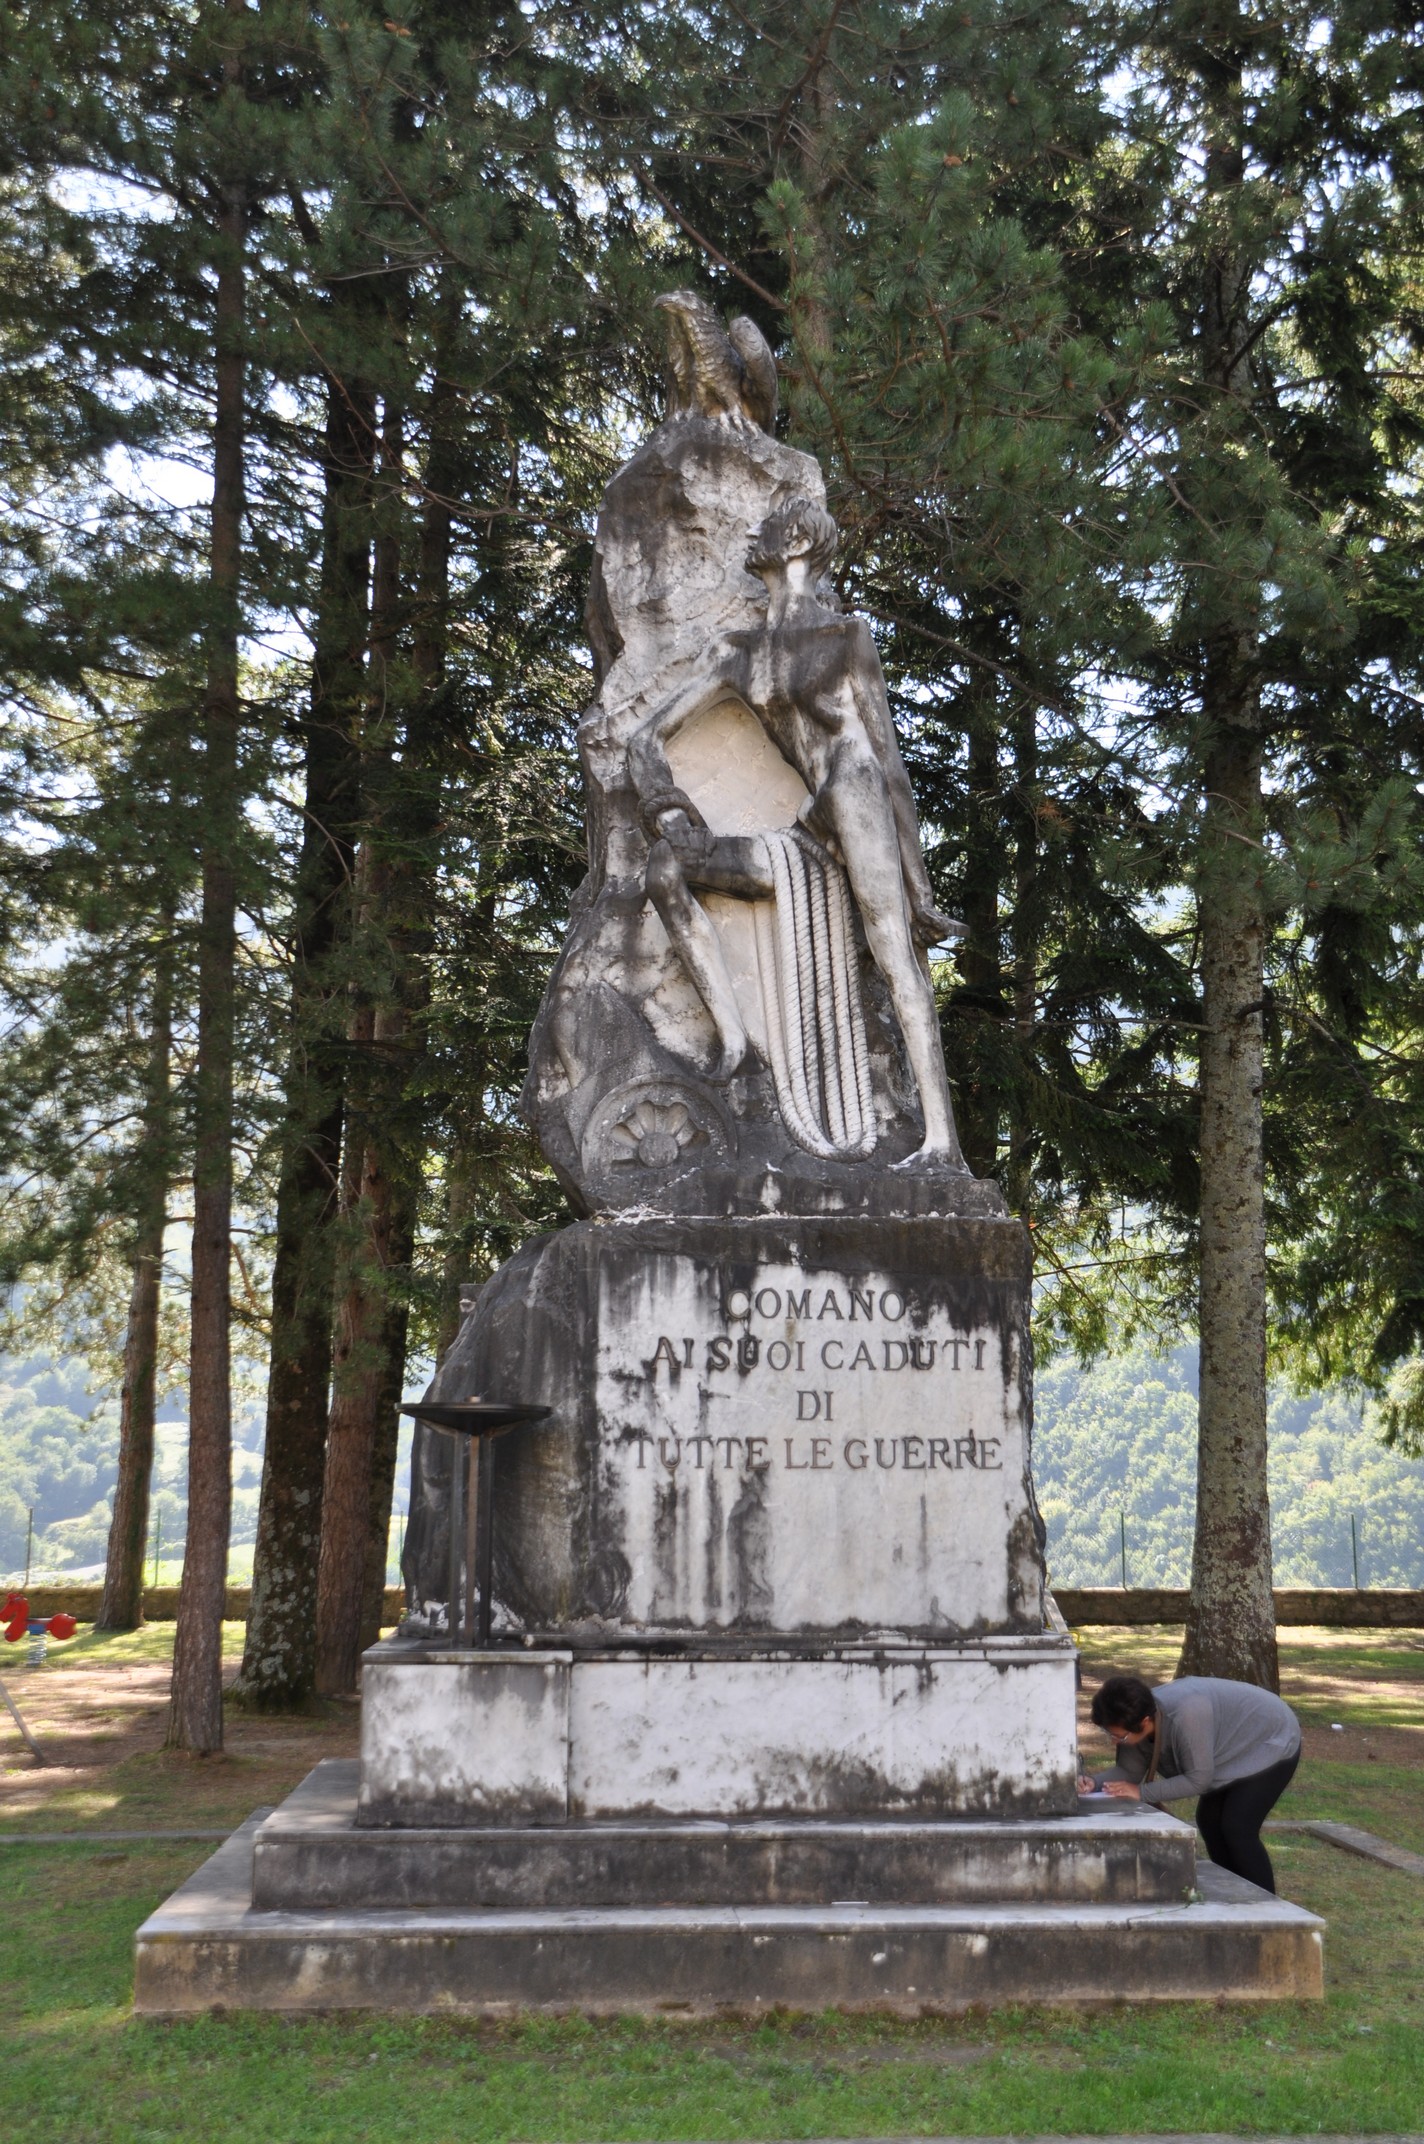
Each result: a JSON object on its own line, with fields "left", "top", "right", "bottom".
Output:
{"left": 446, "top": 1435, "right": 464, "bottom": 1644}
{"left": 1119, "top": 1510, "right": 1128, "bottom": 1590}
{"left": 476, "top": 1436, "right": 496, "bottom": 1648}
{"left": 1351, "top": 1512, "right": 1360, "bottom": 1591}
{"left": 0, "top": 1669, "right": 49, "bottom": 1765}
{"left": 464, "top": 1439, "right": 480, "bottom": 1649}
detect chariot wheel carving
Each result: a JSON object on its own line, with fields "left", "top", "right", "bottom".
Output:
{"left": 580, "top": 1078, "right": 734, "bottom": 1193}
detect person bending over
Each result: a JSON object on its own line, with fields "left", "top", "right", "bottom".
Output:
{"left": 1083, "top": 1672, "right": 1302, "bottom": 1894}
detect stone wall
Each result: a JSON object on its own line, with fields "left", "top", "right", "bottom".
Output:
{"left": 15, "top": 1584, "right": 1421, "bottom": 1628}
{"left": 1053, "top": 1586, "right": 1424, "bottom": 1627}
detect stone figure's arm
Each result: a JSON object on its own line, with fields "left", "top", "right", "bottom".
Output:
{"left": 846, "top": 626, "right": 944, "bottom": 926}
{"left": 626, "top": 666, "right": 735, "bottom": 834}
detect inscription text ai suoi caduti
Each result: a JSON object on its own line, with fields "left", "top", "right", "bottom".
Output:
{"left": 628, "top": 1277, "right": 1005, "bottom": 1475}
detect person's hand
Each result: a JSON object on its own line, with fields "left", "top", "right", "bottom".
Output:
{"left": 1077, "top": 1774, "right": 1098, "bottom": 1795}
{"left": 1102, "top": 1780, "right": 1141, "bottom": 1801}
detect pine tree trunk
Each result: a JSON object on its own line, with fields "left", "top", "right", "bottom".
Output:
{"left": 358, "top": 1296, "right": 410, "bottom": 1651}
{"left": 956, "top": 698, "right": 1002, "bottom": 1179}
{"left": 1177, "top": 74, "right": 1278, "bottom": 1690}
{"left": 1179, "top": 641, "right": 1277, "bottom": 1687}
{"left": 1006, "top": 693, "right": 1038, "bottom": 1221}
{"left": 98, "top": 945, "right": 172, "bottom": 1632}
{"left": 398, "top": 356, "right": 467, "bottom": 1592}
{"left": 313, "top": 1136, "right": 385, "bottom": 1694}
{"left": 237, "top": 366, "right": 372, "bottom": 1709}
{"left": 313, "top": 398, "right": 418, "bottom": 1693}
{"left": 314, "top": 1013, "right": 418, "bottom": 1692}
{"left": 435, "top": 1137, "right": 476, "bottom": 1363}
{"left": 168, "top": 134, "right": 245, "bottom": 1753}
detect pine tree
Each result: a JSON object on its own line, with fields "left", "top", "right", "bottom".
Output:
{"left": 1116, "top": 0, "right": 1424, "bottom": 1685}
{"left": 97, "top": 922, "right": 174, "bottom": 1630}
{"left": 243, "top": 1, "right": 652, "bottom": 1699}
{"left": 3, "top": 0, "right": 309, "bottom": 1743}
{"left": 0, "top": 137, "right": 202, "bottom": 1634}
{"left": 169, "top": 0, "right": 256, "bottom": 1753}
{"left": 235, "top": 333, "right": 374, "bottom": 1711}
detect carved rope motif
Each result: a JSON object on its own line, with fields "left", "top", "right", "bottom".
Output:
{"left": 754, "top": 831, "right": 876, "bottom": 1160}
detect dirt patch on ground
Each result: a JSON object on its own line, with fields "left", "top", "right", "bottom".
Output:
{"left": 1294, "top": 1716, "right": 1423, "bottom": 1767}
{"left": 0, "top": 1628, "right": 359, "bottom": 1833}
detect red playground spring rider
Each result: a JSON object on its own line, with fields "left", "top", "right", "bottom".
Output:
{"left": 0, "top": 1594, "right": 78, "bottom": 1764}
{"left": 3, "top": 1593, "right": 79, "bottom": 1662}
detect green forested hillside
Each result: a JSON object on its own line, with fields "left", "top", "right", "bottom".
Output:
{"left": 0, "top": 1359, "right": 264, "bottom": 1582}
{"left": 5, "top": 1344, "right": 1421, "bottom": 1591}
{"left": 1036, "top": 1347, "right": 1424, "bottom": 1589}
{"left": 0, "top": 1357, "right": 414, "bottom": 1585}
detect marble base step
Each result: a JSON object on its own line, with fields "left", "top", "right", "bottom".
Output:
{"left": 135, "top": 1802, "right": 1323, "bottom": 2016}
{"left": 357, "top": 1637, "right": 1080, "bottom": 1826}
{"left": 253, "top": 1762, "right": 1195, "bottom": 1911}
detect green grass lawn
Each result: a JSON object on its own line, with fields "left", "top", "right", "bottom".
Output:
{"left": 0, "top": 1626, "right": 1420, "bottom": 2142}
{"left": 24, "top": 1617, "right": 250, "bottom": 1673}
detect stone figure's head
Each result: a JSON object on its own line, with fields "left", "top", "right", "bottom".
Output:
{"left": 746, "top": 494, "right": 838, "bottom": 583}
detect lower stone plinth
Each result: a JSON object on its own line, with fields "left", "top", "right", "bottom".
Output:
{"left": 357, "top": 1632, "right": 1079, "bottom": 1825}
{"left": 134, "top": 1796, "right": 1324, "bottom": 2017}
{"left": 257, "top": 1762, "right": 1196, "bottom": 1910}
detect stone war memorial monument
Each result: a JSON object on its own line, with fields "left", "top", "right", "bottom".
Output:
{"left": 135, "top": 294, "right": 1322, "bottom": 2013}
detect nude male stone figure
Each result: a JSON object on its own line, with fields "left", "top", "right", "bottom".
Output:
{"left": 627, "top": 494, "right": 967, "bottom": 1169}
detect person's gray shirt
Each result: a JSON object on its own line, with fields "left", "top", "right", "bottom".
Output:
{"left": 1104, "top": 1676, "right": 1301, "bottom": 1803}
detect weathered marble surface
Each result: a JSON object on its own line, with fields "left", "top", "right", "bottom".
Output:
{"left": 259, "top": 1758, "right": 1195, "bottom": 1904}
{"left": 136, "top": 1794, "right": 1326, "bottom": 2016}
{"left": 357, "top": 1637, "right": 1077, "bottom": 1825}
{"left": 405, "top": 1214, "right": 1046, "bottom": 1644}
{"left": 358, "top": 1653, "right": 571, "bottom": 1827}
{"left": 565, "top": 1643, "right": 1075, "bottom": 1819}
{"left": 523, "top": 412, "right": 974, "bottom": 1216}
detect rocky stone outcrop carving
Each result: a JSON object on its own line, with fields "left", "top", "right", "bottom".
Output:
{"left": 522, "top": 298, "right": 1001, "bottom": 1221}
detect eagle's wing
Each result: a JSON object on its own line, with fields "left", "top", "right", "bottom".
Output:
{"left": 678, "top": 295, "right": 744, "bottom": 419}
{"left": 655, "top": 289, "right": 761, "bottom": 426}
{"left": 728, "top": 315, "right": 778, "bottom": 433}
{"left": 663, "top": 310, "right": 697, "bottom": 414}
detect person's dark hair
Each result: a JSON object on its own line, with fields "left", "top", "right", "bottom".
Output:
{"left": 1090, "top": 1674, "right": 1157, "bottom": 1733}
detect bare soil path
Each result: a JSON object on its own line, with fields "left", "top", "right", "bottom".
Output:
{"left": 0, "top": 1621, "right": 359, "bottom": 1833}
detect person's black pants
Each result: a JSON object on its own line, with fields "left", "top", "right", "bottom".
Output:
{"left": 1195, "top": 1747, "right": 1300, "bottom": 1893}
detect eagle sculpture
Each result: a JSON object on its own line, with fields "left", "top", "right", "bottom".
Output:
{"left": 654, "top": 290, "right": 778, "bottom": 435}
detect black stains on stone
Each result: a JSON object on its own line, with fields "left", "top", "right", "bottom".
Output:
{"left": 1006, "top": 1508, "right": 1045, "bottom": 1627}
{"left": 652, "top": 1474, "right": 681, "bottom": 1622}
{"left": 413, "top": 1210, "right": 1046, "bottom": 1642}
{"left": 267, "top": 1802, "right": 1190, "bottom": 1907}
{"left": 704, "top": 1464, "right": 723, "bottom": 1616}
{"left": 727, "top": 1469, "right": 773, "bottom": 1622}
